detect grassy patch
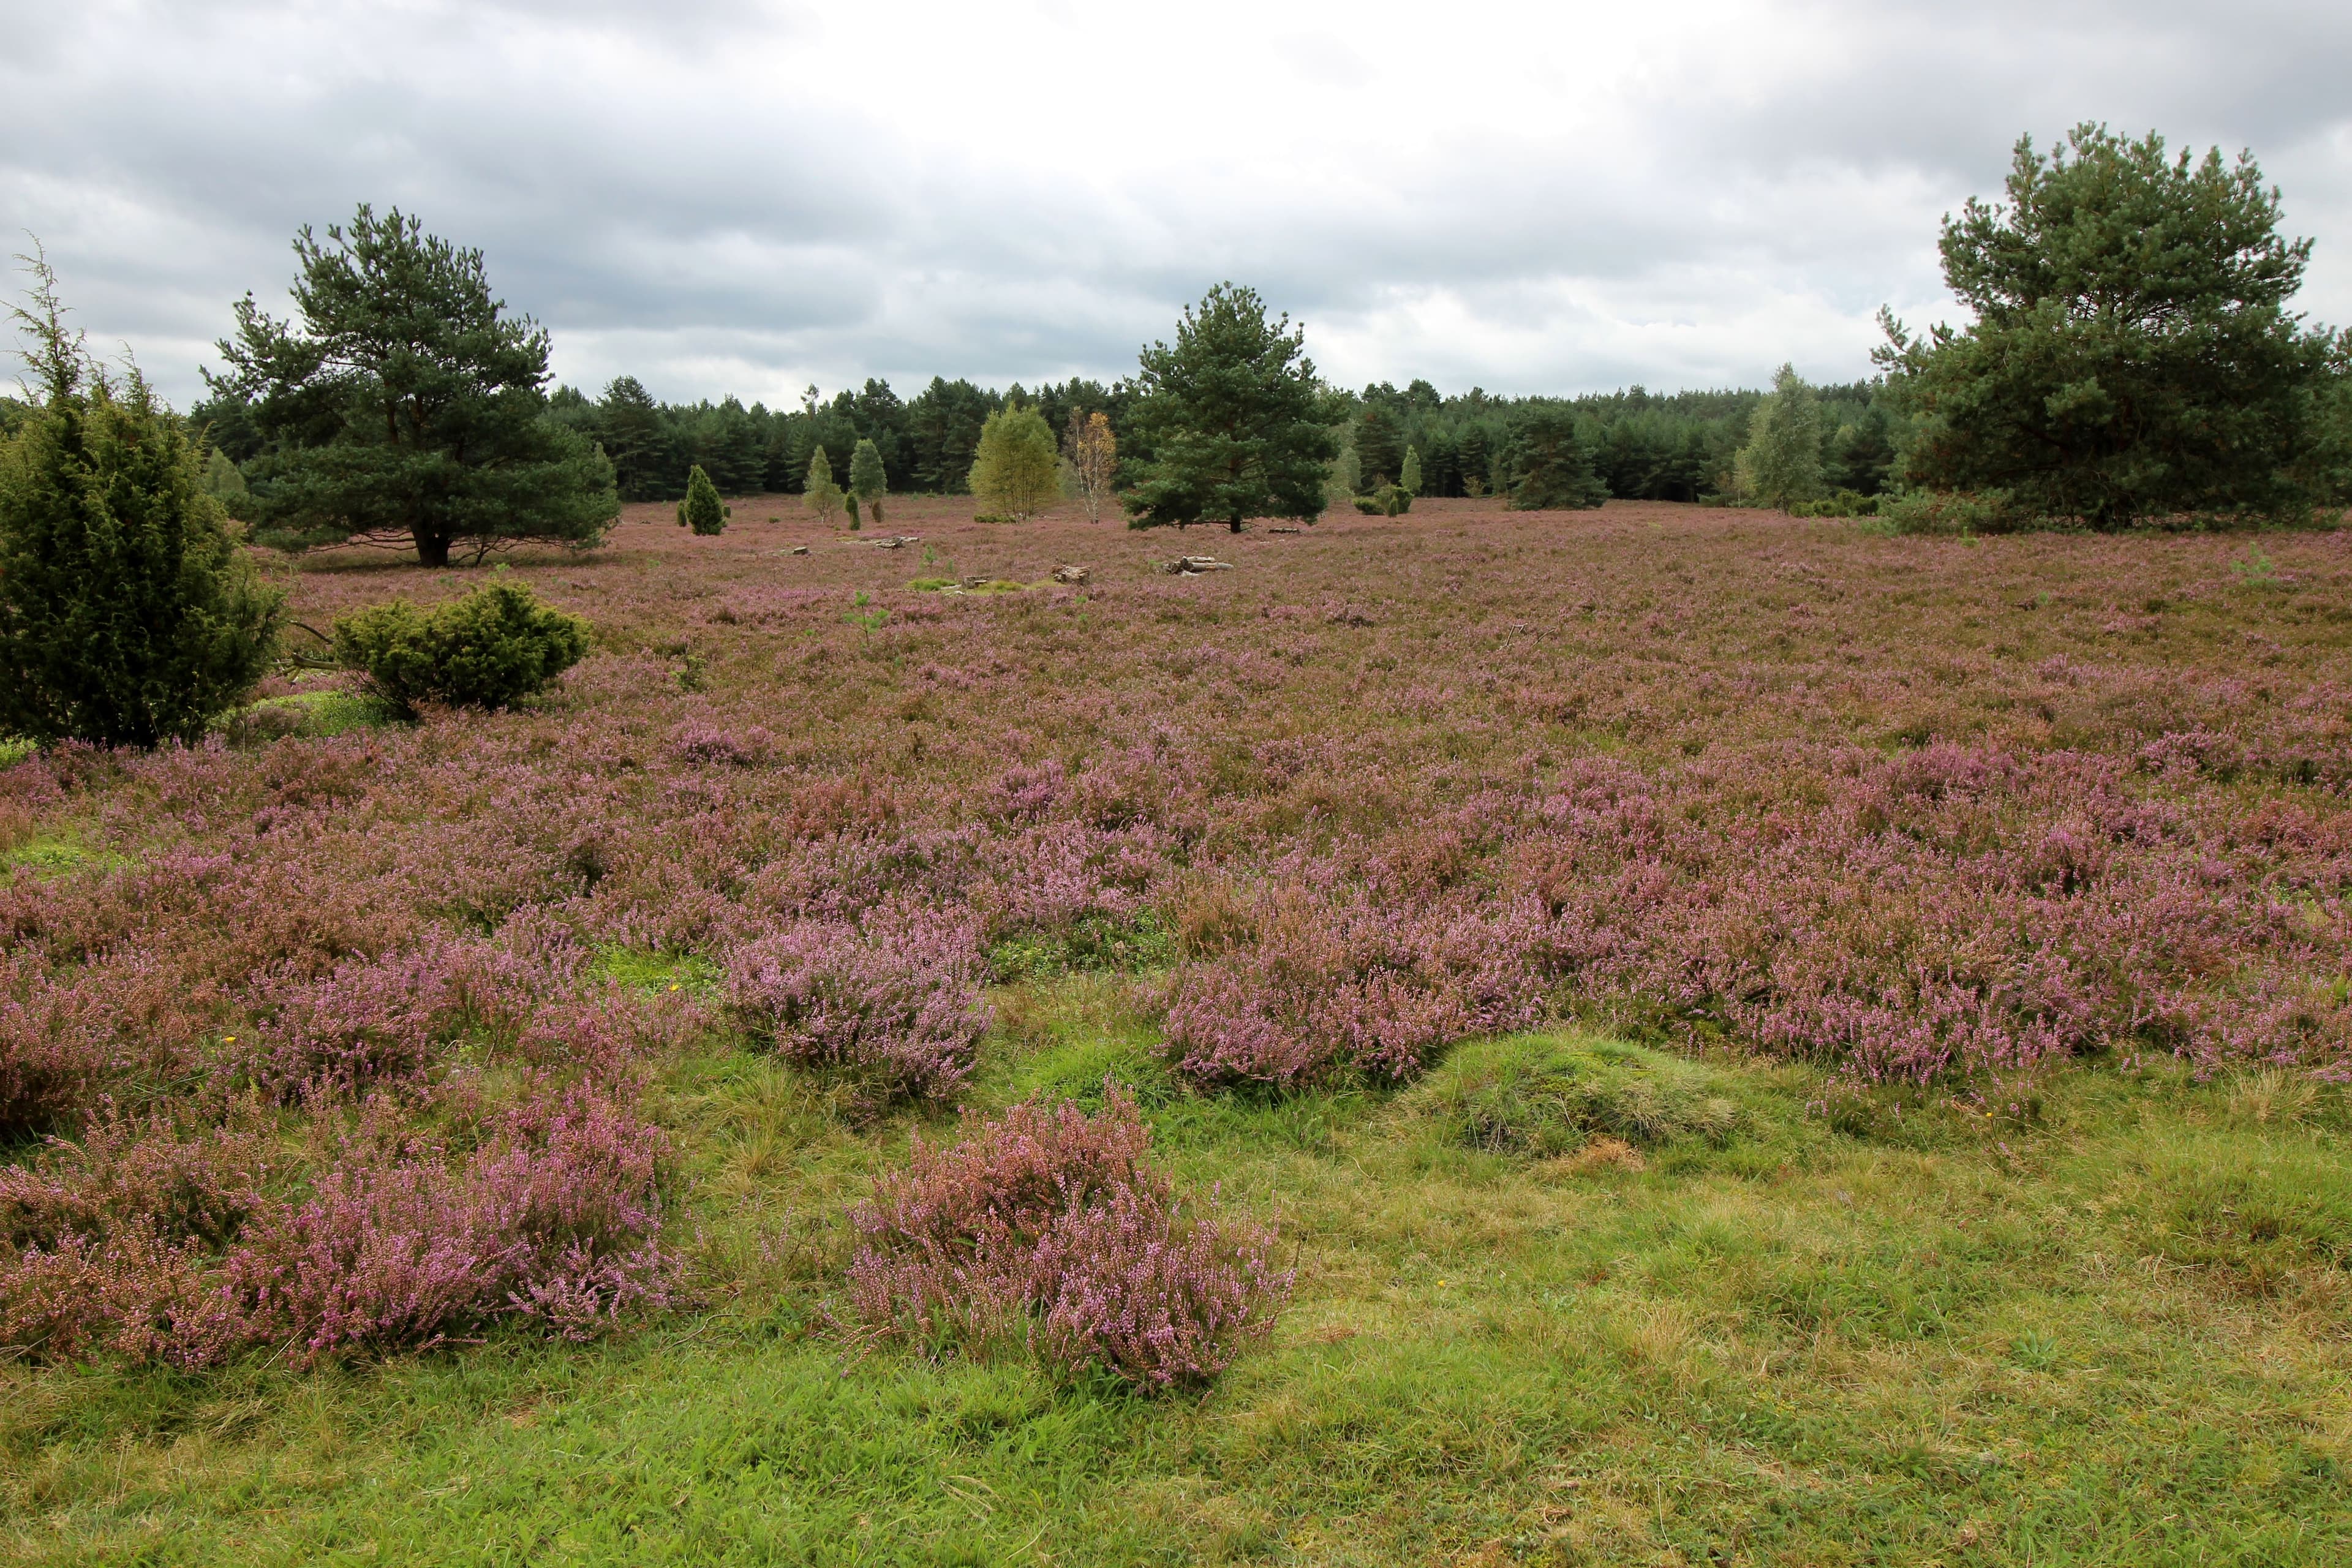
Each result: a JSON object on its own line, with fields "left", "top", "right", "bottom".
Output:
{"left": 221, "top": 687, "right": 396, "bottom": 742}
{"left": 1406, "top": 1032, "right": 1749, "bottom": 1156}
{"left": 590, "top": 946, "right": 723, "bottom": 995}
{"left": 989, "top": 913, "right": 1175, "bottom": 983}
{"left": 9, "top": 1000, "right": 2352, "bottom": 1562}
{"left": 1, "top": 834, "right": 129, "bottom": 879}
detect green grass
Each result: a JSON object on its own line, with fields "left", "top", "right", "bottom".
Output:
{"left": 2, "top": 835, "right": 130, "bottom": 880}
{"left": 221, "top": 688, "right": 394, "bottom": 742}
{"left": 6, "top": 994, "right": 2351, "bottom": 1564}
{"left": 589, "top": 945, "right": 724, "bottom": 995}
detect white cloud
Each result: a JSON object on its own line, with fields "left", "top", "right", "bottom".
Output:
{"left": 2, "top": 0, "right": 2346, "bottom": 406}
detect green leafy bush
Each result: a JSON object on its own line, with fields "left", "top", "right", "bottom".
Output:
{"left": 1409, "top": 1034, "right": 1740, "bottom": 1156}
{"left": 0, "top": 257, "right": 284, "bottom": 748}
{"left": 331, "top": 577, "right": 590, "bottom": 717}
{"left": 1785, "top": 489, "right": 1881, "bottom": 519}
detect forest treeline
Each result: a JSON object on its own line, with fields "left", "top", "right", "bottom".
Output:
{"left": 192, "top": 370, "right": 1901, "bottom": 507}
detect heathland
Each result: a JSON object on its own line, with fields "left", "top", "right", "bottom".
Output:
{"left": 5, "top": 494, "right": 2350, "bottom": 1564}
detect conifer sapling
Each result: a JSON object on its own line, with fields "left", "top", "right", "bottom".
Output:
{"left": 803, "top": 446, "right": 845, "bottom": 528}
{"left": 848, "top": 438, "right": 888, "bottom": 532}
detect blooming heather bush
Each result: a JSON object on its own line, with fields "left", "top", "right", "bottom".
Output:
{"left": 848, "top": 1091, "right": 1289, "bottom": 1387}
{"left": 1160, "top": 886, "right": 1553, "bottom": 1088}
{"left": 237, "top": 934, "right": 545, "bottom": 1098}
{"left": 233, "top": 1083, "right": 673, "bottom": 1360}
{"left": 0, "top": 1082, "right": 673, "bottom": 1368}
{"left": 724, "top": 910, "right": 990, "bottom": 1103}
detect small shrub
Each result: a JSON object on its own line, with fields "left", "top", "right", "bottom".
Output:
{"left": 847, "top": 1090, "right": 1289, "bottom": 1387}
{"left": 723, "top": 910, "right": 991, "bottom": 1104}
{"left": 1787, "top": 489, "right": 1880, "bottom": 519}
{"left": 849, "top": 439, "right": 888, "bottom": 532}
{"left": 1875, "top": 488, "right": 2028, "bottom": 535}
{"left": 1409, "top": 1035, "right": 1741, "bottom": 1156}
{"left": 331, "top": 577, "right": 590, "bottom": 717}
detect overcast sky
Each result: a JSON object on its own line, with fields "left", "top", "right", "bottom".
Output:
{"left": 6, "top": 0, "right": 2349, "bottom": 409}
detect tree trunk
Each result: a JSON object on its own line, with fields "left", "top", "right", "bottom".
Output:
{"left": 1227, "top": 517, "right": 1244, "bottom": 532}
{"left": 416, "top": 530, "right": 452, "bottom": 568}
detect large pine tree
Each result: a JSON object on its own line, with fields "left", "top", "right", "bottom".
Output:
{"left": 211, "top": 205, "right": 619, "bottom": 567}
{"left": 596, "top": 376, "right": 669, "bottom": 502}
{"left": 1123, "top": 284, "right": 1336, "bottom": 532}
{"left": 1879, "top": 124, "right": 2351, "bottom": 527}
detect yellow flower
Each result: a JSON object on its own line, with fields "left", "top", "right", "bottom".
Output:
{"left": 224, "top": 1035, "right": 237, "bottom": 1043}
{"left": 668, "top": 983, "right": 681, "bottom": 992}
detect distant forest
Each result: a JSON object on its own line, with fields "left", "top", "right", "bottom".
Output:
{"left": 195, "top": 372, "right": 1904, "bottom": 507}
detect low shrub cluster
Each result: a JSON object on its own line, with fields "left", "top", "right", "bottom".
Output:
{"left": 332, "top": 577, "right": 590, "bottom": 716}
{"left": 846, "top": 1090, "right": 1289, "bottom": 1388}
{"left": 1, "top": 1081, "right": 674, "bottom": 1368}
{"left": 1160, "top": 888, "right": 1551, "bottom": 1087}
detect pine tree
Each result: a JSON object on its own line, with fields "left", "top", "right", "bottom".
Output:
{"left": 676, "top": 462, "right": 728, "bottom": 534}
{"left": 1355, "top": 405, "right": 1404, "bottom": 489}
{"left": 210, "top": 205, "right": 618, "bottom": 567}
{"left": 968, "top": 406, "right": 1060, "bottom": 521}
{"left": 1879, "top": 124, "right": 2352, "bottom": 527}
{"left": 803, "top": 446, "right": 845, "bottom": 527}
{"left": 1830, "top": 407, "right": 1898, "bottom": 496}
{"left": 849, "top": 437, "right": 888, "bottom": 530}
{"left": 1735, "top": 364, "right": 1825, "bottom": 509}
{"left": 0, "top": 253, "right": 284, "bottom": 746}
{"left": 1399, "top": 445, "right": 1423, "bottom": 496}
{"left": 1124, "top": 284, "right": 1336, "bottom": 532}
{"left": 595, "top": 375, "right": 667, "bottom": 502}
{"left": 1505, "top": 407, "right": 1608, "bottom": 511}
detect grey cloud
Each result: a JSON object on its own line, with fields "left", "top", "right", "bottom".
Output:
{"left": 4, "top": 0, "right": 2345, "bottom": 406}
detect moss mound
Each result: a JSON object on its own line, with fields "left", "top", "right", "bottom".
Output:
{"left": 1411, "top": 1033, "right": 1741, "bottom": 1155}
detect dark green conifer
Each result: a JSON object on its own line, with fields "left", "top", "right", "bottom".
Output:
{"left": 0, "top": 253, "right": 284, "bottom": 747}
{"left": 1355, "top": 406, "right": 1404, "bottom": 489}
{"left": 1505, "top": 408, "right": 1609, "bottom": 510}
{"left": 676, "top": 463, "right": 727, "bottom": 534}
